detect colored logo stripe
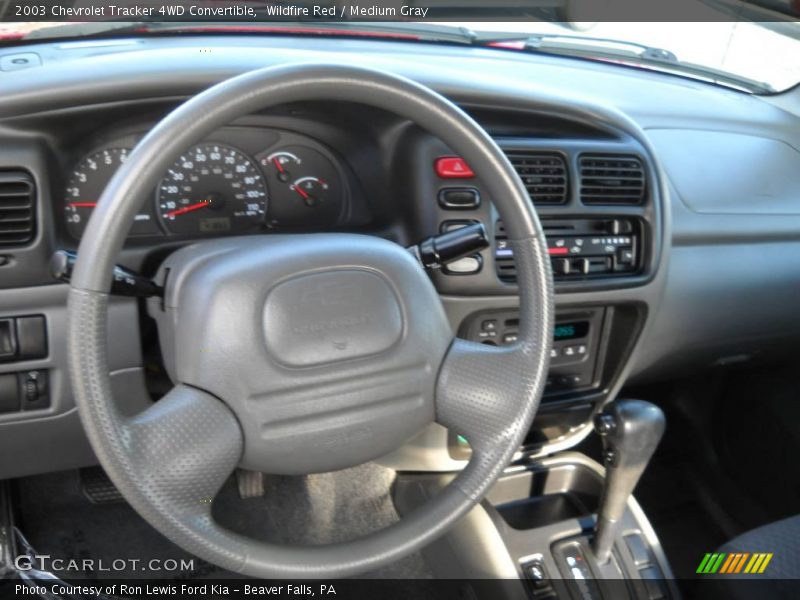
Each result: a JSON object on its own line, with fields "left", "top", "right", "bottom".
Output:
{"left": 697, "top": 553, "right": 726, "bottom": 573}
{"left": 696, "top": 553, "right": 713, "bottom": 573}
{"left": 697, "top": 552, "right": 773, "bottom": 574}
{"left": 719, "top": 553, "right": 750, "bottom": 573}
{"left": 744, "top": 553, "right": 774, "bottom": 574}
{"left": 734, "top": 553, "right": 750, "bottom": 573}
{"left": 719, "top": 554, "right": 735, "bottom": 573}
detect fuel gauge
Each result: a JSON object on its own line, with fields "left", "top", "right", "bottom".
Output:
{"left": 263, "top": 151, "right": 301, "bottom": 183}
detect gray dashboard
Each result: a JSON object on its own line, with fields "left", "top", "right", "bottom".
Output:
{"left": 1, "top": 34, "right": 800, "bottom": 478}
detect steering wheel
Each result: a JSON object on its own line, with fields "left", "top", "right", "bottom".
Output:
{"left": 67, "top": 64, "right": 554, "bottom": 579}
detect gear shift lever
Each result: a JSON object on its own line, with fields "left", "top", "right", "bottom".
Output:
{"left": 592, "top": 399, "right": 665, "bottom": 564}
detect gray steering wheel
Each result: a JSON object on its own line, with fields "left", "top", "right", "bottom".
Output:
{"left": 67, "top": 64, "right": 554, "bottom": 579}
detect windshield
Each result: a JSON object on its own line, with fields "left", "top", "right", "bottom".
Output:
{"left": 462, "top": 21, "right": 800, "bottom": 93}
{"left": 3, "top": 19, "right": 799, "bottom": 93}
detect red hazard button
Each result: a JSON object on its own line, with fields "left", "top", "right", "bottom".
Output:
{"left": 434, "top": 156, "right": 475, "bottom": 179}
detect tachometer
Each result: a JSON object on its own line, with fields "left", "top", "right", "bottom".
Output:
{"left": 157, "top": 143, "right": 267, "bottom": 235}
{"left": 65, "top": 148, "right": 159, "bottom": 239}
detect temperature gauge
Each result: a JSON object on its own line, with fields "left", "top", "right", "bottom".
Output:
{"left": 291, "top": 176, "right": 329, "bottom": 207}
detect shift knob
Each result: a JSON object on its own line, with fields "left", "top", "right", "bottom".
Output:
{"left": 593, "top": 399, "right": 665, "bottom": 564}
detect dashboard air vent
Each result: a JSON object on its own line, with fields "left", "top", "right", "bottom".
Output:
{"left": 579, "top": 155, "right": 645, "bottom": 205}
{"left": 505, "top": 152, "right": 568, "bottom": 205}
{"left": 0, "top": 171, "right": 36, "bottom": 246}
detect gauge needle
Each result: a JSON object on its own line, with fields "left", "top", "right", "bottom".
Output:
{"left": 165, "top": 199, "right": 211, "bottom": 218}
{"left": 272, "top": 158, "right": 285, "bottom": 174}
{"left": 292, "top": 185, "right": 310, "bottom": 201}
{"left": 68, "top": 202, "right": 97, "bottom": 208}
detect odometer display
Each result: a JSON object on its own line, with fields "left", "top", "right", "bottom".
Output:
{"left": 157, "top": 143, "right": 267, "bottom": 235}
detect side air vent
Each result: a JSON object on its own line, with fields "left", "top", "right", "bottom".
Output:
{"left": 505, "top": 152, "right": 568, "bottom": 205}
{"left": 579, "top": 155, "right": 645, "bottom": 205}
{"left": 0, "top": 171, "right": 36, "bottom": 246}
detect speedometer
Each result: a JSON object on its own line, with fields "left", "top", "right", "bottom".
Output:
{"left": 156, "top": 143, "right": 267, "bottom": 235}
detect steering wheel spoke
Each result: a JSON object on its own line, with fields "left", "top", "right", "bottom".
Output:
{"left": 121, "top": 385, "right": 243, "bottom": 516}
{"left": 103, "top": 384, "right": 249, "bottom": 571}
{"left": 435, "top": 335, "right": 548, "bottom": 500}
{"left": 436, "top": 239, "right": 553, "bottom": 499}
{"left": 436, "top": 340, "right": 524, "bottom": 454}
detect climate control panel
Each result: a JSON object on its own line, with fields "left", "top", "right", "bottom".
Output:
{"left": 495, "top": 217, "right": 643, "bottom": 282}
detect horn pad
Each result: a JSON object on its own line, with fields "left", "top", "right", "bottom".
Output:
{"left": 150, "top": 233, "right": 453, "bottom": 474}
{"left": 263, "top": 269, "right": 403, "bottom": 368}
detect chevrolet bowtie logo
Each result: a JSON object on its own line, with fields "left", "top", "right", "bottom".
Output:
{"left": 696, "top": 552, "right": 773, "bottom": 574}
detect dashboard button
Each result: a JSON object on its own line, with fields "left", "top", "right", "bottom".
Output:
{"left": 0, "top": 319, "right": 15, "bottom": 360}
{"left": 438, "top": 188, "right": 481, "bottom": 210}
{"left": 439, "top": 219, "right": 478, "bottom": 233}
{"left": 0, "top": 374, "right": 19, "bottom": 413}
{"left": 557, "top": 374, "right": 583, "bottom": 388}
{"left": 618, "top": 248, "right": 635, "bottom": 265}
{"left": 16, "top": 316, "right": 47, "bottom": 360}
{"left": 434, "top": 157, "right": 475, "bottom": 179}
{"left": 19, "top": 370, "right": 49, "bottom": 411}
{"left": 606, "top": 218, "right": 633, "bottom": 235}
{"left": 573, "top": 258, "right": 591, "bottom": 274}
{"left": 553, "top": 258, "right": 571, "bottom": 275}
{"left": 442, "top": 255, "right": 482, "bottom": 275}
{"left": 481, "top": 319, "right": 498, "bottom": 332}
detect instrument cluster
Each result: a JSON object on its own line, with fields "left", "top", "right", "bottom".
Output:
{"left": 63, "top": 127, "right": 347, "bottom": 240}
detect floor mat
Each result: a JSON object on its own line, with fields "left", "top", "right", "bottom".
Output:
{"left": 11, "top": 463, "right": 433, "bottom": 581}
{"left": 213, "top": 463, "right": 433, "bottom": 579}
{"left": 715, "top": 365, "right": 800, "bottom": 522}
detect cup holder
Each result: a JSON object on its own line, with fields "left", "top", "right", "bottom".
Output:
{"left": 486, "top": 463, "right": 602, "bottom": 530}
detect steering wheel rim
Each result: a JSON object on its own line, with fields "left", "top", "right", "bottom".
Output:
{"left": 67, "top": 63, "right": 554, "bottom": 579}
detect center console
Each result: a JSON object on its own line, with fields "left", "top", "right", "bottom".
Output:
{"left": 395, "top": 451, "right": 678, "bottom": 600}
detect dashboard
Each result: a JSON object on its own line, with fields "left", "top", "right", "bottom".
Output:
{"left": 2, "top": 34, "right": 800, "bottom": 478}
